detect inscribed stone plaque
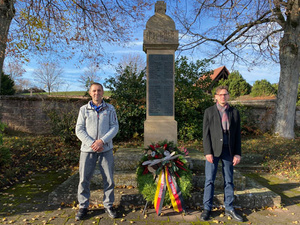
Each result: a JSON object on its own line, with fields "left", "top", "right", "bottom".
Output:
{"left": 148, "top": 54, "right": 174, "bottom": 116}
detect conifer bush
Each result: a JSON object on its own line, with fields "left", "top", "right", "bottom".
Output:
{"left": 250, "top": 79, "right": 276, "bottom": 97}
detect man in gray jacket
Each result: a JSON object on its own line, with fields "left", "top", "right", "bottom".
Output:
{"left": 75, "top": 82, "right": 119, "bottom": 221}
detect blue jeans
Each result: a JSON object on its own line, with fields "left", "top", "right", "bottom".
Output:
{"left": 78, "top": 150, "right": 115, "bottom": 209}
{"left": 203, "top": 146, "right": 234, "bottom": 211}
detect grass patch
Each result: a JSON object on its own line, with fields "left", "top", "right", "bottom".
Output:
{"left": 0, "top": 135, "right": 80, "bottom": 188}
{"left": 0, "top": 169, "right": 73, "bottom": 214}
{"left": 241, "top": 133, "right": 300, "bottom": 182}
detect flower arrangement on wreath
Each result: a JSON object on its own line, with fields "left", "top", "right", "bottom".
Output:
{"left": 136, "top": 140, "right": 193, "bottom": 213}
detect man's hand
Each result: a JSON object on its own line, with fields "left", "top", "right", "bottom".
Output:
{"left": 233, "top": 155, "right": 241, "bottom": 166}
{"left": 205, "top": 154, "right": 214, "bottom": 164}
{"left": 91, "top": 140, "right": 104, "bottom": 153}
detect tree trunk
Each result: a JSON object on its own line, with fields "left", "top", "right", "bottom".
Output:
{"left": 274, "top": 25, "right": 300, "bottom": 139}
{"left": 0, "top": 0, "right": 15, "bottom": 94}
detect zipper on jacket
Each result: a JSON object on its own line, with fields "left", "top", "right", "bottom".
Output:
{"left": 96, "top": 111, "right": 99, "bottom": 140}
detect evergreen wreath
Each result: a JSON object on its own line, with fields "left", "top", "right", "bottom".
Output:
{"left": 136, "top": 140, "right": 193, "bottom": 205}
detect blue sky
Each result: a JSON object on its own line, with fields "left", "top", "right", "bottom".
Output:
{"left": 5, "top": 2, "right": 281, "bottom": 92}
{"left": 19, "top": 36, "right": 280, "bottom": 92}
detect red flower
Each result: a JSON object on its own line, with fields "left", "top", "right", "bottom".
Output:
{"left": 163, "top": 144, "right": 168, "bottom": 150}
{"left": 142, "top": 166, "right": 149, "bottom": 174}
{"left": 150, "top": 145, "right": 155, "bottom": 151}
{"left": 175, "top": 161, "right": 187, "bottom": 171}
{"left": 175, "top": 159, "right": 184, "bottom": 166}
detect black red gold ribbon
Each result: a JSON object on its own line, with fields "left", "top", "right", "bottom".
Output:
{"left": 154, "top": 167, "right": 185, "bottom": 215}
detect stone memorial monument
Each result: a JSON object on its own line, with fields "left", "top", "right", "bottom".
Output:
{"left": 143, "top": 1, "right": 179, "bottom": 147}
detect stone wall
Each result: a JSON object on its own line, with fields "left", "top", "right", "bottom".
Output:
{"left": 230, "top": 99, "right": 300, "bottom": 132}
{"left": 0, "top": 95, "right": 87, "bottom": 134}
{"left": 0, "top": 95, "right": 299, "bottom": 134}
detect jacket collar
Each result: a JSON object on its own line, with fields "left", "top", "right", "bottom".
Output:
{"left": 86, "top": 100, "right": 108, "bottom": 111}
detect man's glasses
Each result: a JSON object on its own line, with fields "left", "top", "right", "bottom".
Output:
{"left": 216, "top": 94, "right": 228, "bottom": 96}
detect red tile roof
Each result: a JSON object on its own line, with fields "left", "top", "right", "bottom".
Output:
{"left": 199, "top": 66, "right": 230, "bottom": 81}
{"left": 211, "top": 66, "right": 229, "bottom": 81}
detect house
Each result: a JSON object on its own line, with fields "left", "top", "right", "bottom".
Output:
{"left": 198, "top": 66, "right": 230, "bottom": 93}
{"left": 210, "top": 66, "right": 230, "bottom": 85}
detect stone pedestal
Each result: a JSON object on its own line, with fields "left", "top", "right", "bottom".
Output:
{"left": 143, "top": 1, "right": 179, "bottom": 147}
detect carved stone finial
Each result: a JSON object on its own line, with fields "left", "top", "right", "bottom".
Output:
{"left": 155, "top": 1, "right": 166, "bottom": 14}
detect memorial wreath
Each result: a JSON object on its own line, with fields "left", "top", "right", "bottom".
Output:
{"left": 136, "top": 140, "right": 193, "bottom": 215}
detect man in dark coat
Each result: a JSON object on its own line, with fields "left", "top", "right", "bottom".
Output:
{"left": 200, "top": 85, "right": 243, "bottom": 222}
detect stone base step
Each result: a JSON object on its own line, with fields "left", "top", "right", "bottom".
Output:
{"left": 192, "top": 170, "right": 246, "bottom": 190}
{"left": 112, "top": 148, "right": 265, "bottom": 172}
{"left": 91, "top": 169, "right": 247, "bottom": 191}
{"left": 235, "top": 164, "right": 268, "bottom": 172}
{"left": 48, "top": 172, "right": 281, "bottom": 209}
{"left": 48, "top": 148, "right": 278, "bottom": 209}
{"left": 114, "top": 148, "right": 144, "bottom": 171}
{"left": 89, "top": 176, "right": 280, "bottom": 209}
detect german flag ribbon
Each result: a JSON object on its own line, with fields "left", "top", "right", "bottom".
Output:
{"left": 165, "top": 167, "right": 185, "bottom": 213}
{"left": 154, "top": 169, "right": 166, "bottom": 215}
{"left": 154, "top": 167, "right": 185, "bottom": 215}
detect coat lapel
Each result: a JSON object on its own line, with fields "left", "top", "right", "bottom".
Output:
{"left": 228, "top": 106, "right": 233, "bottom": 129}
{"left": 213, "top": 105, "right": 222, "bottom": 128}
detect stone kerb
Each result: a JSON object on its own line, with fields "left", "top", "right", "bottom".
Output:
{"left": 49, "top": 148, "right": 281, "bottom": 209}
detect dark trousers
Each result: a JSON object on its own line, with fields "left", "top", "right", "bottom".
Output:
{"left": 203, "top": 146, "right": 234, "bottom": 211}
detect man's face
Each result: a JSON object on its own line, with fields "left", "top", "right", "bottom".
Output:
{"left": 89, "top": 84, "right": 104, "bottom": 103}
{"left": 215, "top": 89, "right": 229, "bottom": 106}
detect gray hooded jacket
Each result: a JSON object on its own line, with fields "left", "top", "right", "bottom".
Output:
{"left": 75, "top": 100, "right": 119, "bottom": 153}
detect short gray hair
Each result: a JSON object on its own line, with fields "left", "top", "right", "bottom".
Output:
{"left": 215, "top": 85, "right": 229, "bottom": 94}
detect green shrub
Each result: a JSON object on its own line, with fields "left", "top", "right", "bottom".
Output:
{"left": 1, "top": 72, "right": 16, "bottom": 95}
{"left": 233, "top": 103, "right": 261, "bottom": 135}
{"left": 43, "top": 100, "right": 80, "bottom": 144}
{"left": 272, "top": 83, "right": 278, "bottom": 95}
{"left": 250, "top": 79, "right": 276, "bottom": 97}
{"left": 105, "top": 64, "right": 146, "bottom": 141}
{"left": 0, "top": 146, "right": 11, "bottom": 174}
{"left": 0, "top": 121, "right": 5, "bottom": 145}
{"left": 175, "top": 56, "right": 214, "bottom": 141}
{"left": 216, "top": 70, "right": 251, "bottom": 98}
{"left": 0, "top": 122, "right": 10, "bottom": 170}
